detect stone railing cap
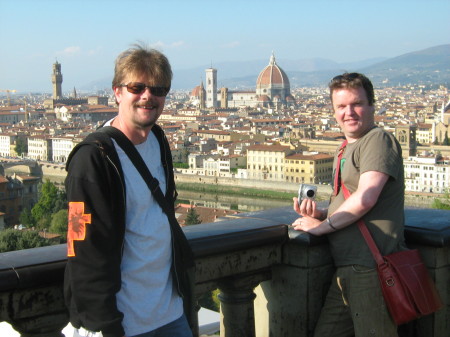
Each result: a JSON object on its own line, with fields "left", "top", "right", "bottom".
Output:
{"left": 404, "top": 208, "right": 450, "bottom": 247}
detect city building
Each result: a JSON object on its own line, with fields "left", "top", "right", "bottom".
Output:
{"left": 51, "top": 136, "right": 82, "bottom": 163}
{"left": 416, "top": 123, "right": 433, "bottom": 144}
{"left": 0, "top": 134, "right": 14, "bottom": 157}
{"left": 404, "top": 155, "right": 450, "bottom": 193}
{"left": 0, "top": 133, "right": 25, "bottom": 157}
{"left": 0, "top": 174, "right": 40, "bottom": 227}
{"left": 57, "top": 105, "right": 117, "bottom": 123}
{"left": 247, "top": 144, "right": 293, "bottom": 181}
{"left": 284, "top": 152, "right": 334, "bottom": 184}
{"left": 0, "top": 109, "right": 27, "bottom": 124}
{"left": 28, "top": 136, "right": 53, "bottom": 161}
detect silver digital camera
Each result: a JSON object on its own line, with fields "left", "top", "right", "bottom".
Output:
{"left": 298, "top": 184, "right": 317, "bottom": 203}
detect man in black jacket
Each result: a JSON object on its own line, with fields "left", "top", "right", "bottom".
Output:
{"left": 65, "top": 44, "right": 194, "bottom": 337}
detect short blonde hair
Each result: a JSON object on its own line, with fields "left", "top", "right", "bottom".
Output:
{"left": 112, "top": 43, "right": 172, "bottom": 89}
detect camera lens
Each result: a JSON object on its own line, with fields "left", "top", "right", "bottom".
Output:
{"left": 306, "top": 189, "right": 315, "bottom": 198}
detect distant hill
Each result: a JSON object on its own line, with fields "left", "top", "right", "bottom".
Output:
{"left": 81, "top": 44, "right": 449, "bottom": 91}
{"left": 360, "top": 44, "right": 450, "bottom": 86}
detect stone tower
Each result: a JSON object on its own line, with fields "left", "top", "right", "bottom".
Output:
{"left": 205, "top": 67, "right": 217, "bottom": 108}
{"left": 52, "top": 61, "right": 63, "bottom": 99}
{"left": 221, "top": 87, "right": 228, "bottom": 108}
{"left": 395, "top": 124, "right": 417, "bottom": 158}
{"left": 199, "top": 81, "right": 205, "bottom": 110}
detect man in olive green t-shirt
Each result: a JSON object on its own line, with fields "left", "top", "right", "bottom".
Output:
{"left": 292, "top": 72, "right": 406, "bottom": 337}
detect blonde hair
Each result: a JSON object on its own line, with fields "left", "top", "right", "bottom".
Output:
{"left": 112, "top": 43, "right": 172, "bottom": 88}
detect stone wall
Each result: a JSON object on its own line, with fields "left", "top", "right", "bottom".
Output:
{"left": 175, "top": 173, "right": 333, "bottom": 195}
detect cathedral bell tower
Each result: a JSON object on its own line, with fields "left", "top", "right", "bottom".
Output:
{"left": 395, "top": 124, "right": 417, "bottom": 158}
{"left": 205, "top": 67, "right": 217, "bottom": 108}
{"left": 52, "top": 61, "right": 63, "bottom": 99}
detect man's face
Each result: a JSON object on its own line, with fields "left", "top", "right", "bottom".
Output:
{"left": 332, "top": 87, "right": 375, "bottom": 143}
{"left": 113, "top": 74, "right": 166, "bottom": 130}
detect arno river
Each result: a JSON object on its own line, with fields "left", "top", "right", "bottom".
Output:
{"left": 176, "top": 189, "right": 293, "bottom": 212}
{"left": 40, "top": 173, "right": 437, "bottom": 212}
{"left": 176, "top": 189, "right": 436, "bottom": 212}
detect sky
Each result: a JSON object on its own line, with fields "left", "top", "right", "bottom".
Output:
{"left": 0, "top": 0, "right": 449, "bottom": 93}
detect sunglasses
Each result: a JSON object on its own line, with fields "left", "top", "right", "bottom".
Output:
{"left": 119, "top": 82, "right": 170, "bottom": 97}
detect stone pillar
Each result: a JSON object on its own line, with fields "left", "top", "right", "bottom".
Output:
{"left": 218, "top": 281, "right": 258, "bottom": 337}
{"left": 254, "top": 233, "right": 334, "bottom": 337}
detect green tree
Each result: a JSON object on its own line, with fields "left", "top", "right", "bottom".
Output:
{"left": 49, "top": 209, "right": 68, "bottom": 239}
{"left": 173, "top": 162, "right": 189, "bottom": 169}
{"left": 19, "top": 207, "right": 34, "bottom": 226}
{"left": 198, "top": 289, "right": 220, "bottom": 312}
{"left": 432, "top": 190, "right": 450, "bottom": 210}
{"left": 443, "top": 132, "right": 449, "bottom": 146}
{"left": 15, "top": 137, "right": 28, "bottom": 157}
{"left": 185, "top": 206, "right": 201, "bottom": 225}
{"left": 433, "top": 137, "right": 439, "bottom": 145}
{"left": 52, "top": 189, "right": 67, "bottom": 213}
{"left": 31, "top": 180, "right": 65, "bottom": 229}
{"left": 0, "top": 229, "right": 49, "bottom": 253}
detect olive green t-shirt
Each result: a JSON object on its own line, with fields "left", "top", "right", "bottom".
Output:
{"left": 328, "top": 127, "right": 407, "bottom": 268}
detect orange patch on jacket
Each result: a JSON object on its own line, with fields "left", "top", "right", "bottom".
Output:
{"left": 67, "top": 202, "right": 92, "bottom": 257}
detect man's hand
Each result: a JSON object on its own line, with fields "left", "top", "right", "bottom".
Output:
{"left": 293, "top": 197, "right": 325, "bottom": 219}
{"left": 291, "top": 214, "right": 327, "bottom": 235}
{"left": 292, "top": 197, "right": 328, "bottom": 235}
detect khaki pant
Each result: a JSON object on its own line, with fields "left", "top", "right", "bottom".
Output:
{"left": 314, "top": 265, "right": 398, "bottom": 337}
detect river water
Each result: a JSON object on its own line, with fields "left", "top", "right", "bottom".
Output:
{"left": 177, "top": 189, "right": 436, "bottom": 212}
{"left": 176, "top": 189, "right": 293, "bottom": 212}
{"left": 41, "top": 174, "right": 436, "bottom": 211}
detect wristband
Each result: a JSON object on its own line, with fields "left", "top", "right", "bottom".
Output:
{"left": 326, "top": 217, "right": 337, "bottom": 231}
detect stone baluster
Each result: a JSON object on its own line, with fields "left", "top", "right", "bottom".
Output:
{"left": 218, "top": 277, "right": 259, "bottom": 337}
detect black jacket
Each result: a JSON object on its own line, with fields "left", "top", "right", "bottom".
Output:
{"left": 64, "top": 125, "right": 194, "bottom": 337}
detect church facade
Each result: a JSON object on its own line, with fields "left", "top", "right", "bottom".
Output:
{"left": 191, "top": 53, "right": 295, "bottom": 110}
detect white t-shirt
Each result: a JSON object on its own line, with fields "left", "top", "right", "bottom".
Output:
{"left": 105, "top": 122, "right": 183, "bottom": 336}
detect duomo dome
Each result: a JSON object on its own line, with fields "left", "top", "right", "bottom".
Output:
{"left": 256, "top": 53, "right": 290, "bottom": 88}
{"left": 256, "top": 53, "right": 293, "bottom": 105}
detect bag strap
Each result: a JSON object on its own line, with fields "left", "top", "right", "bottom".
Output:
{"left": 336, "top": 145, "right": 385, "bottom": 266}
{"left": 333, "top": 140, "right": 347, "bottom": 196}
{"left": 98, "top": 126, "right": 194, "bottom": 264}
{"left": 99, "top": 127, "right": 173, "bottom": 215}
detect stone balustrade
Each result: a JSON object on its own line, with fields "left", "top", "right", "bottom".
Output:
{"left": 0, "top": 207, "right": 449, "bottom": 337}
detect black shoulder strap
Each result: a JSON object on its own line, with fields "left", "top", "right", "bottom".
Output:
{"left": 98, "top": 127, "right": 172, "bottom": 216}
{"left": 98, "top": 126, "right": 194, "bottom": 264}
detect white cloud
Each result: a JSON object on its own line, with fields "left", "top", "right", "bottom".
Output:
{"left": 57, "top": 46, "right": 81, "bottom": 56}
{"left": 170, "top": 41, "right": 185, "bottom": 48}
{"left": 149, "top": 41, "right": 185, "bottom": 50}
{"left": 221, "top": 41, "right": 240, "bottom": 48}
{"left": 150, "top": 41, "right": 165, "bottom": 49}
{"left": 87, "top": 46, "right": 103, "bottom": 56}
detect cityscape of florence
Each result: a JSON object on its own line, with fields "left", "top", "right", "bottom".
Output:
{"left": 0, "top": 0, "right": 449, "bottom": 336}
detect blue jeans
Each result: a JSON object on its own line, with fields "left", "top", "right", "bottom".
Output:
{"left": 313, "top": 265, "right": 398, "bottom": 337}
{"left": 130, "top": 314, "right": 193, "bottom": 337}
